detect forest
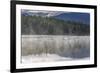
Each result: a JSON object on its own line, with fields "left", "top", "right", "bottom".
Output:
{"left": 21, "top": 15, "right": 90, "bottom": 35}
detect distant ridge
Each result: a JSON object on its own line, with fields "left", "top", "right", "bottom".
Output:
{"left": 22, "top": 10, "right": 90, "bottom": 24}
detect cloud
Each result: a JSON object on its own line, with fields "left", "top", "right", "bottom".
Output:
{"left": 46, "top": 11, "right": 64, "bottom": 17}
{"left": 21, "top": 9, "right": 65, "bottom": 17}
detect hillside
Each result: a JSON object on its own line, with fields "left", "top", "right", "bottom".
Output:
{"left": 21, "top": 15, "right": 90, "bottom": 35}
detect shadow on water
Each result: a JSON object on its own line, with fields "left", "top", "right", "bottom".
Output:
{"left": 60, "top": 48, "right": 90, "bottom": 58}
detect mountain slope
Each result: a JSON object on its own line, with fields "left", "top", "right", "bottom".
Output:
{"left": 54, "top": 13, "right": 90, "bottom": 24}
{"left": 22, "top": 10, "right": 90, "bottom": 24}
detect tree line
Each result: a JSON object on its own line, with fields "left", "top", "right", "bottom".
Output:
{"left": 21, "top": 15, "right": 90, "bottom": 35}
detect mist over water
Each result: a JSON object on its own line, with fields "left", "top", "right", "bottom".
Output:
{"left": 22, "top": 35, "right": 90, "bottom": 59}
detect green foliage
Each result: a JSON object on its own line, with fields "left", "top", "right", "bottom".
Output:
{"left": 21, "top": 15, "right": 90, "bottom": 35}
